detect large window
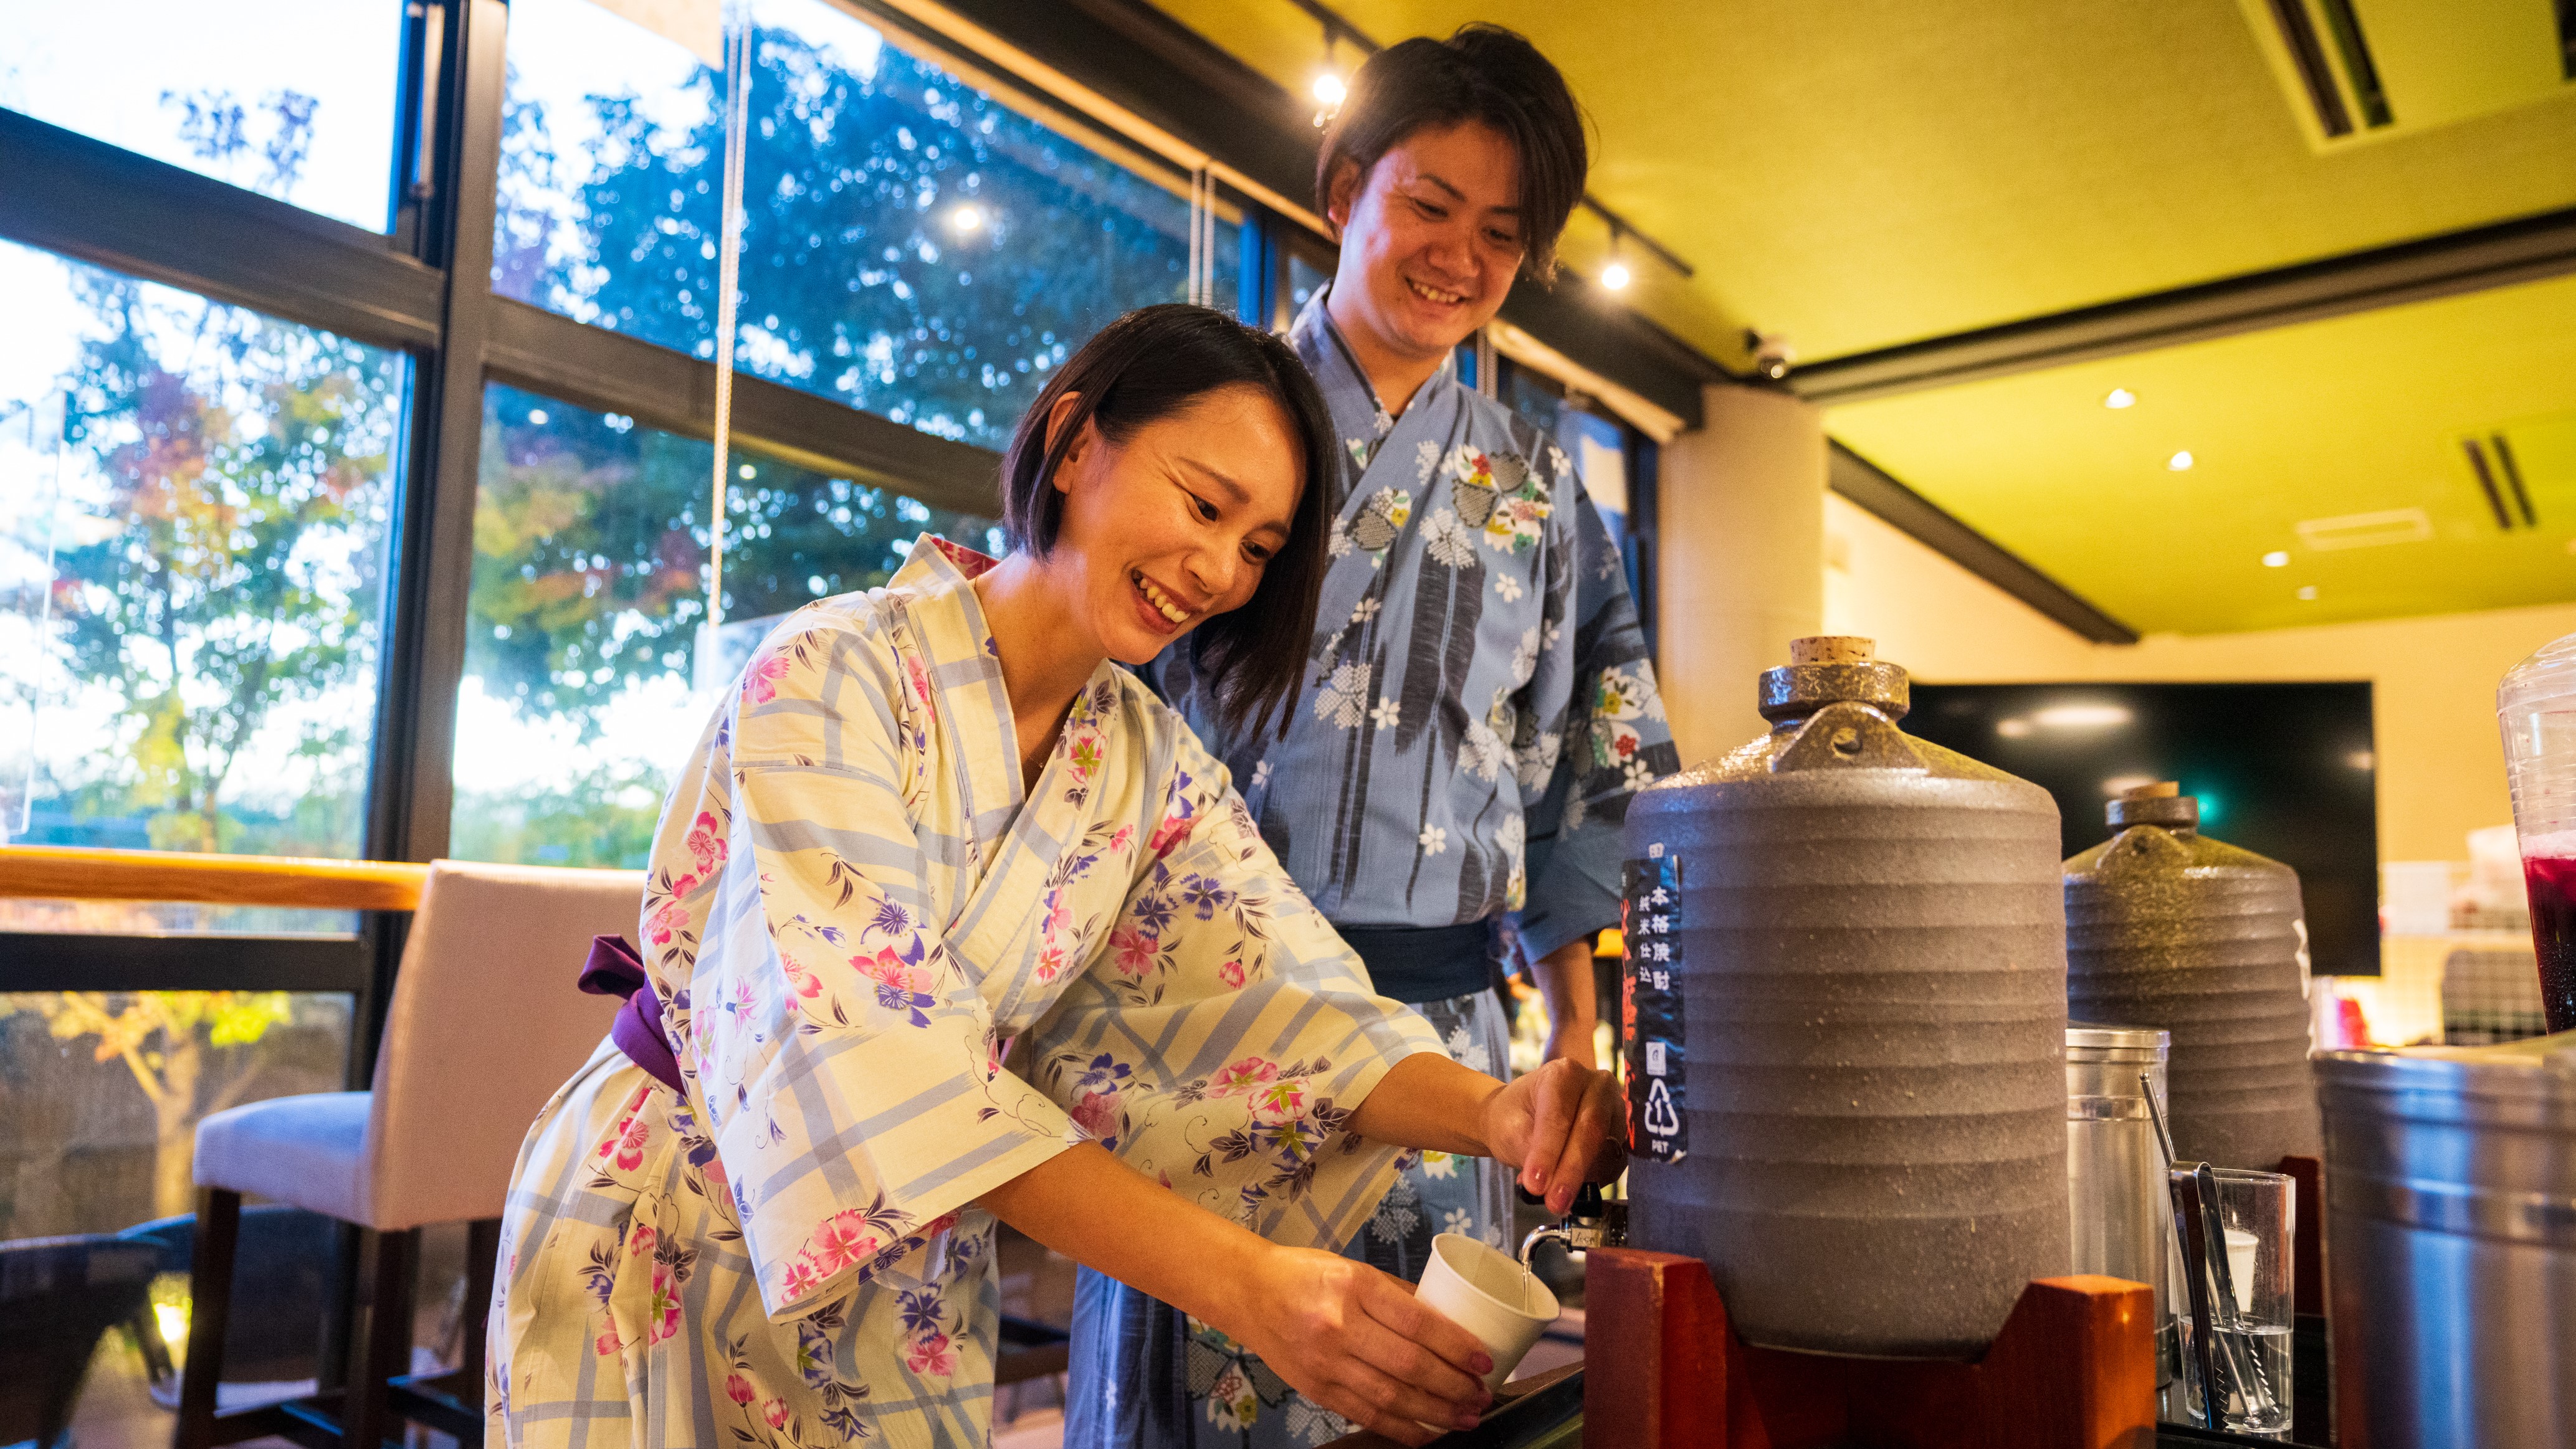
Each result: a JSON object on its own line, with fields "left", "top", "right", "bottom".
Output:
{"left": 497, "top": 0, "right": 1238, "bottom": 449}
{"left": 0, "top": 241, "right": 403, "bottom": 871}
{"left": 449, "top": 385, "right": 1001, "bottom": 867}
{"left": 0, "top": 0, "right": 402, "bottom": 231}
{"left": 0, "top": 992, "right": 351, "bottom": 1237}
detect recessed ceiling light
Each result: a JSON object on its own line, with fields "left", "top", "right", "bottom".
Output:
{"left": 1600, "top": 260, "right": 1633, "bottom": 291}
{"left": 2168, "top": 450, "right": 2195, "bottom": 471}
{"left": 950, "top": 203, "right": 985, "bottom": 233}
{"left": 2296, "top": 585, "right": 2319, "bottom": 601}
{"left": 2103, "top": 388, "right": 2136, "bottom": 409}
{"left": 2033, "top": 703, "right": 2135, "bottom": 729}
{"left": 2262, "top": 550, "right": 2289, "bottom": 568}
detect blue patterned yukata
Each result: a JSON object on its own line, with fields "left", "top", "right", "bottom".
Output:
{"left": 486, "top": 537, "right": 1447, "bottom": 1449}
{"left": 1064, "top": 287, "right": 1679, "bottom": 1447}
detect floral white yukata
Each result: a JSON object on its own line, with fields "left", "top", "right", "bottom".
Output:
{"left": 487, "top": 536, "right": 1444, "bottom": 1449}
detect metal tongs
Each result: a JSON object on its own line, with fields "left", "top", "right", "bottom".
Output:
{"left": 2144, "top": 1075, "right": 2281, "bottom": 1433}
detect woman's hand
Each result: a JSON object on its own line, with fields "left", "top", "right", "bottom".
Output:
{"left": 1224, "top": 1243, "right": 1494, "bottom": 1446}
{"left": 982, "top": 1146, "right": 1494, "bottom": 1445}
{"left": 1479, "top": 1057, "right": 1626, "bottom": 1215}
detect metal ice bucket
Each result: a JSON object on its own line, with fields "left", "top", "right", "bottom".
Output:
{"left": 2317, "top": 1033, "right": 2576, "bottom": 1448}
{"left": 2067, "top": 1022, "right": 2173, "bottom": 1380}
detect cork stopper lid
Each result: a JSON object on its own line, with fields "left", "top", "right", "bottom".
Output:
{"left": 2107, "top": 781, "right": 2199, "bottom": 830}
{"left": 1789, "top": 636, "right": 1875, "bottom": 666}
{"left": 1759, "top": 635, "right": 1909, "bottom": 723}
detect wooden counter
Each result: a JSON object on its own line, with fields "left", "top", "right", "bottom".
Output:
{"left": 0, "top": 845, "right": 429, "bottom": 912}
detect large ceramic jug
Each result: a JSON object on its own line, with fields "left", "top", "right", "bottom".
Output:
{"left": 1623, "top": 637, "right": 2070, "bottom": 1357}
{"left": 2064, "top": 784, "right": 2321, "bottom": 1169}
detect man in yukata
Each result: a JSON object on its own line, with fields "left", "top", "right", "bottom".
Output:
{"left": 1070, "top": 26, "right": 1680, "bottom": 1448}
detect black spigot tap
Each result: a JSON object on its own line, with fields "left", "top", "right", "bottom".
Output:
{"left": 1518, "top": 1182, "right": 1626, "bottom": 1272}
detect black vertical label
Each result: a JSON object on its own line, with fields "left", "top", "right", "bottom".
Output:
{"left": 1623, "top": 850, "right": 1685, "bottom": 1164}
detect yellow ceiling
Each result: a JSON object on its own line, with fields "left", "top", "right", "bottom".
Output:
{"left": 1151, "top": 0, "right": 2576, "bottom": 363}
{"left": 1148, "top": 0, "right": 2576, "bottom": 633}
{"left": 1826, "top": 273, "right": 2576, "bottom": 634}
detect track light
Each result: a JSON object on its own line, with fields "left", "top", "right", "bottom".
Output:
{"left": 1312, "top": 26, "right": 1347, "bottom": 128}
{"left": 1600, "top": 221, "right": 1633, "bottom": 292}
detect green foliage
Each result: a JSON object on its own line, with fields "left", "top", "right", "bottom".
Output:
{"left": 465, "top": 387, "right": 999, "bottom": 734}
{"left": 448, "top": 760, "right": 672, "bottom": 870}
{"left": 497, "top": 25, "right": 1214, "bottom": 450}
{"left": 41, "top": 93, "right": 398, "bottom": 855}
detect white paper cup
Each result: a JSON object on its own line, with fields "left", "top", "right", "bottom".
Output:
{"left": 1415, "top": 1231, "right": 1560, "bottom": 1395}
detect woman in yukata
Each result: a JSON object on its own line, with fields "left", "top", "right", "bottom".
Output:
{"left": 487, "top": 304, "right": 1624, "bottom": 1449}
{"left": 1070, "top": 26, "right": 1680, "bottom": 1449}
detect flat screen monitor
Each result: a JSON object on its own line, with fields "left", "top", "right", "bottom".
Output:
{"left": 1906, "top": 682, "right": 2380, "bottom": 977}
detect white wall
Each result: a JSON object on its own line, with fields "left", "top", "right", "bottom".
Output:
{"left": 1656, "top": 386, "right": 1826, "bottom": 761}
{"left": 1820, "top": 492, "right": 2576, "bottom": 865}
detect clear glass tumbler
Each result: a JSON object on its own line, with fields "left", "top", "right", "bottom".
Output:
{"left": 2172, "top": 1167, "right": 2294, "bottom": 1439}
{"left": 2500, "top": 630, "right": 2576, "bottom": 1032}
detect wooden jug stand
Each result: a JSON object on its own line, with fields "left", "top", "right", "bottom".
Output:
{"left": 1582, "top": 1248, "right": 2158, "bottom": 1449}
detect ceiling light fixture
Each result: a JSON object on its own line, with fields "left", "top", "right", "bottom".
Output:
{"left": 2103, "top": 388, "right": 2136, "bottom": 409}
{"left": 949, "top": 202, "right": 984, "bottom": 233}
{"left": 2033, "top": 703, "right": 2135, "bottom": 729}
{"left": 1600, "top": 220, "right": 1632, "bottom": 292}
{"left": 2168, "top": 450, "right": 2195, "bottom": 470}
{"left": 1310, "top": 21, "right": 1347, "bottom": 128}
{"left": 2263, "top": 550, "right": 2289, "bottom": 568}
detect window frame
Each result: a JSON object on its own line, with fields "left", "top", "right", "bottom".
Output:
{"left": 0, "top": 0, "right": 1664, "bottom": 1012}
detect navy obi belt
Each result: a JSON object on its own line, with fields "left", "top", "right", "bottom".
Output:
{"left": 1338, "top": 921, "right": 1497, "bottom": 1007}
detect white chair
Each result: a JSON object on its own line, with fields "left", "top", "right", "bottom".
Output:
{"left": 174, "top": 860, "right": 646, "bottom": 1449}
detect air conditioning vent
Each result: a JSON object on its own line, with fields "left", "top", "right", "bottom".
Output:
{"left": 2261, "top": 0, "right": 2360, "bottom": 136}
{"left": 2463, "top": 411, "right": 2576, "bottom": 530}
{"left": 2294, "top": 507, "right": 2435, "bottom": 549}
{"left": 2241, "top": 0, "right": 2573, "bottom": 148}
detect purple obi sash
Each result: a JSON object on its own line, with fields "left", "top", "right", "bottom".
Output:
{"left": 578, "top": 935, "right": 687, "bottom": 1096}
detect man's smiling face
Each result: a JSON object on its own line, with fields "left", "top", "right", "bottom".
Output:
{"left": 1325, "top": 119, "right": 1527, "bottom": 371}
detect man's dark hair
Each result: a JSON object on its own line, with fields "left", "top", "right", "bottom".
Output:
{"left": 999, "top": 303, "right": 1333, "bottom": 740}
{"left": 1316, "top": 24, "right": 1589, "bottom": 281}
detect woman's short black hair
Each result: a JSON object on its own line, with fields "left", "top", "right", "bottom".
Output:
{"left": 1317, "top": 24, "right": 1590, "bottom": 281}
{"left": 998, "top": 303, "right": 1334, "bottom": 741}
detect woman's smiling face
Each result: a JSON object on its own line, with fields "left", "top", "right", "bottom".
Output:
{"left": 1326, "top": 118, "right": 1526, "bottom": 366}
{"left": 1042, "top": 383, "right": 1305, "bottom": 666}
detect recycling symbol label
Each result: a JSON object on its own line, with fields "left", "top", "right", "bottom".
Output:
{"left": 1643, "top": 1078, "right": 1681, "bottom": 1141}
